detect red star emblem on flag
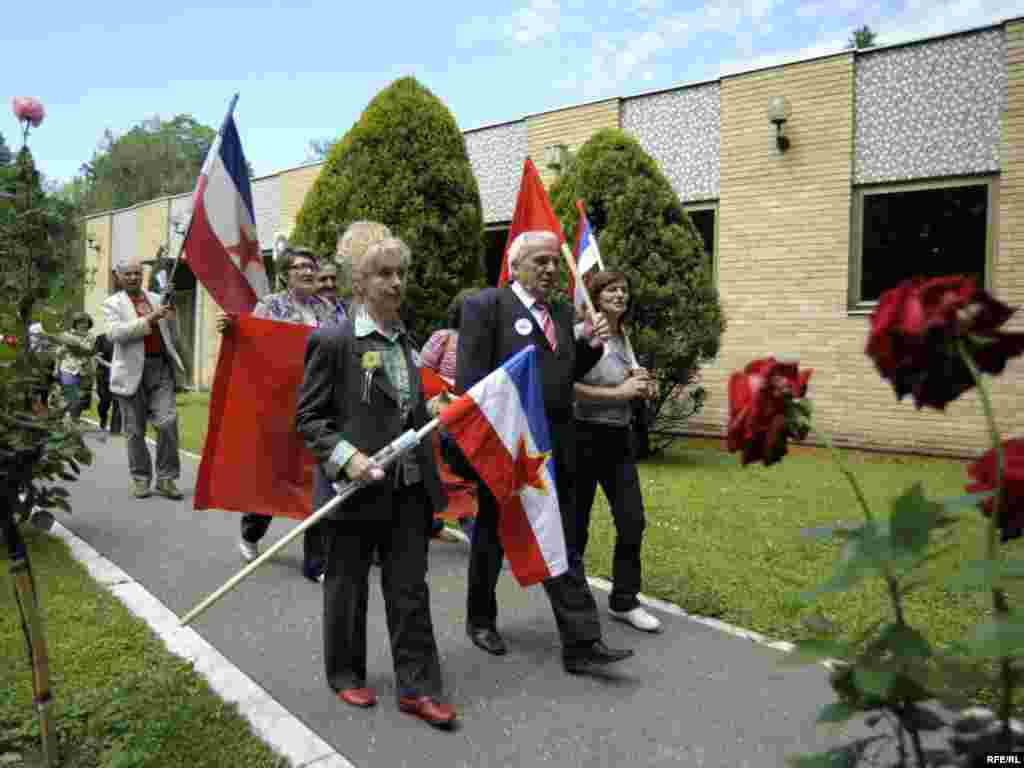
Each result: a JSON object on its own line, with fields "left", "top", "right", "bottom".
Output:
{"left": 512, "top": 434, "right": 551, "bottom": 495}
{"left": 226, "top": 225, "right": 261, "bottom": 272}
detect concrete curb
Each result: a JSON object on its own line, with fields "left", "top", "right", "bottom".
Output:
{"left": 50, "top": 520, "right": 354, "bottom": 768}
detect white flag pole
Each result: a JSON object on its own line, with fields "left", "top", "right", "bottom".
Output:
{"left": 179, "top": 417, "right": 440, "bottom": 627}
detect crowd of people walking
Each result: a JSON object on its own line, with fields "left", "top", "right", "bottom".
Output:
{"left": 57, "top": 219, "right": 663, "bottom": 732}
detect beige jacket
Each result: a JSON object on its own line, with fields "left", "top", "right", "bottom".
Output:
{"left": 101, "top": 290, "right": 184, "bottom": 397}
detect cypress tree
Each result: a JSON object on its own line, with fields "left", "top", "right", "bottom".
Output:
{"left": 550, "top": 128, "right": 725, "bottom": 455}
{"left": 292, "top": 77, "right": 485, "bottom": 342}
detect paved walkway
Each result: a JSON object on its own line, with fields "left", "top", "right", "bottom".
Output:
{"left": 55, "top": 427, "right": 870, "bottom": 768}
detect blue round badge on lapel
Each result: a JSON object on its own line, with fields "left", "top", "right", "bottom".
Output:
{"left": 515, "top": 318, "right": 533, "bottom": 336}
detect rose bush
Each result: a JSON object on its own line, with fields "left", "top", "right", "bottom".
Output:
{"left": 728, "top": 275, "right": 1024, "bottom": 767}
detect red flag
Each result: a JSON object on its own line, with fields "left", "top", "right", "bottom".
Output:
{"left": 194, "top": 316, "right": 466, "bottom": 520}
{"left": 497, "top": 158, "right": 565, "bottom": 287}
{"left": 194, "top": 316, "right": 315, "bottom": 519}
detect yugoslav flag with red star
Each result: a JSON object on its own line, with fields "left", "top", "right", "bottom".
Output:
{"left": 439, "top": 345, "right": 567, "bottom": 586}
{"left": 182, "top": 110, "right": 269, "bottom": 313}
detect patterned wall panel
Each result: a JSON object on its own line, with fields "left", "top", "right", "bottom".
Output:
{"left": 855, "top": 28, "right": 1007, "bottom": 183}
{"left": 622, "top": 83, "right": 720, "bottom": 202}
{"left": 465, "top": 122, "right": 527, "bottom": 223}
{"left": 252, "top": 174, "right": 281, "bottom": 250}
{"left": 168, "top": 194, "right": 193, "bottom": 259}
{"left": 111, "top": 208, "right": 137, "bottom": 271}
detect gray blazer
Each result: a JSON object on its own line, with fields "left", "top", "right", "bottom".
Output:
{"left": 101, "top": 290, "right": 184, "bottom": 397}
{"left": 295, "top": 322, "right": 445, "bottom": 523}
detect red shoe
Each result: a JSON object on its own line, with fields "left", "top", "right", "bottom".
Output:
{"left": 398, "top": 695, "right": 457, "bottom": 729}
{"left": 337, "top": 687, "right": 377, "bottom": 708}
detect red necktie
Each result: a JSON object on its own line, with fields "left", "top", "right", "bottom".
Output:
{"left": 537, "top": 303, "right": 557, "bottom": 350}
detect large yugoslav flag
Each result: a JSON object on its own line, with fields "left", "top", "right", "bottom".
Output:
{"left": 439, "top": 345, "right": 567, "bottom": 586}
{"left": 182, "top": 113, "right": 269, "bottom": 313}
{"left": 570, "top": 200, "right": 603, "bottom": 314}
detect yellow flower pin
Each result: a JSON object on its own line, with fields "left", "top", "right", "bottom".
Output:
{"left": 361, "top": 351, "right": 382, "bottom": 371}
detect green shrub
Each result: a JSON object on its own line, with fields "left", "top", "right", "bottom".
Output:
{"left": 291, "top": 77, "right": 485, "bottom": 343}
{"left": 550, "top": 128, "right": 725, "bottom": 454}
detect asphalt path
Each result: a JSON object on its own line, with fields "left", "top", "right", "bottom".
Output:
{"left": 57, "top": 427, "right": 874, "bottom": 768}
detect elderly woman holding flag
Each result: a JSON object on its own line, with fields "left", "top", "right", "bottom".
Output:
{"left": 574, "top": 270, "right": 661, "bottom": 633}
{"left": 295, "top": 236, "right": 456, "bottom": 729}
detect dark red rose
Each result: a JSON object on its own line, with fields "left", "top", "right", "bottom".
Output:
{"left": 866, "top": 276, "right": 1024, "bottom": 410}
{"left": 966, "top": 438, "right": 1024, "bottom": 542}
{"left": 2, "top": 335, "right": 16, "bottom": 348}
{"left": 727, "top": 357, "right": 814, "bottom": 466}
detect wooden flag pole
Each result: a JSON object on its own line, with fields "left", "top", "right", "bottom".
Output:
{"left": 179, "top": 417, "right": 440, "bottom": 627}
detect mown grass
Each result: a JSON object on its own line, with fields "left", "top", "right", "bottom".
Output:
{"left": 106, "top": 394, "right": 1019, "bottom": 707}
{"left": 1, "top": 527, "right": 288, "bottom": 767}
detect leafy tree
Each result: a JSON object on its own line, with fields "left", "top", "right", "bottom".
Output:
{"left": 847, "top": 25, "right": 877, "bottom": 49}
{"left": 291, "top": 76, "right": 485, "bottom": 343}
{"left": 76, "top": 114, "right": 217, "bottom": 213}
{"left": 550, "top": 128, "right": 725, "bottom": 456}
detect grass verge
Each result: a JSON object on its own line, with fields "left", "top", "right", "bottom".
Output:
{"left": 1, "top": 526, "right": 288, "bottom": 768}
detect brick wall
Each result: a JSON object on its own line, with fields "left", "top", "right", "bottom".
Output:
{"left": 278, "top": 163, "right": 323, "bottom": 233}
{"left": 527, "top": 99, "right": 621, "bottom": 187}
{"left": 690, "top": 47, "right": 1024, "bottom": 457}
{"left": 84, "top": 215, "right": 113, "bottom": 330}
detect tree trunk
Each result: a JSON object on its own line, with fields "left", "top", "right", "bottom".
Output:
{"left": 3, "top": 462, "right": 58, "bottom": 766}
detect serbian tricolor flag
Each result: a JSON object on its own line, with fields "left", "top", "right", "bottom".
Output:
{"left": 497, "top": 158, "right": 565, "bottom": 287}
{"left": 439, "top": 345, "right": 567, "bottom": 586}
{"left": 570, "top": 200, "right": 604, "bottom": 314}
{"left": 182, "top": 96, "right": 269, "bottom": 314}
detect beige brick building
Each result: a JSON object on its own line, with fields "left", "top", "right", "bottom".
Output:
{"left": 83, "top": 17, "right": 1024, "bottom": 457}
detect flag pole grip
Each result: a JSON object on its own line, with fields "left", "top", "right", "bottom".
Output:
{"left": 179, "top": 417, "right": 440, "bottom": 626}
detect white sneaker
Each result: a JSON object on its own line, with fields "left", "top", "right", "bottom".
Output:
{"left": 239, "top": 539, "right": 259, "bottom": 563}
{"left": 609, "top": 606, "right": 663, "bottom": 633}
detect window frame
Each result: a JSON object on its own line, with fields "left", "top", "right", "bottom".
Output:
{"left": 847, "top": 174, "right": 998, "bottom": 315}
{"left": 683, "top": 200, "right": 719, "bottom": 288}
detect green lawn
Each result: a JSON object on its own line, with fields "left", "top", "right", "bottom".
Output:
{"left": 0, "top": 527, "right": 288, "bottom": 768}
{"left": 109, "top": 394, "right": 1016, "bottom": 707}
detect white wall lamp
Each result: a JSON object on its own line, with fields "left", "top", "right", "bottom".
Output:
{"left": 544, "top": 143, "right": 570, "bottom": 172}
{"left": 767, "top": 96, "right": 791, "bottom": 154}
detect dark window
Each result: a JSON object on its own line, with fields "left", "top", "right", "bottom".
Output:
{"left": 859, "top": 183, "right": 989, "bottom": 303}
{"left": 483, "top": 226, "right": 510, "bottom": 286}
{"left": 688, "top": 208, "right": 716, "bottom": 265}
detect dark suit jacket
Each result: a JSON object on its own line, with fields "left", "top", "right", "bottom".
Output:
{"left": 456, "top": 286, "right": 603, "bottom": 423}
{"left": 295, "top": 322, "right": 444, "bottom": 523}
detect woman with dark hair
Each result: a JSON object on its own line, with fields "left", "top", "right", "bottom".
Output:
{"left": 574, "top": 270, "right": 662, "bottom": 633}
{"left": 420, "top": 288, "right": 478, "bottom": 540}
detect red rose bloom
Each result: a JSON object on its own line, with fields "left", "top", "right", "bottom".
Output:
{"left": 727, "top": 357, "right": 814, "bottom": 466}
{"left": 12, "top": 96, "right": 45, "bottom": 128}
{"left": 866, "top": 276, "right": 1024, "bottom": 410}
{"left": 966, "top": 438, "right": 1024, "bottom": 542}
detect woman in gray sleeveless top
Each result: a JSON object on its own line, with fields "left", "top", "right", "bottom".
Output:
{"left": 574, "top": 270, "right": 662, "bottom": 633}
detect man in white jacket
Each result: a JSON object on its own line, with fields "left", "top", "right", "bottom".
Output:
{"left": 102, "top": 259, "right": 186, "bottom": 500}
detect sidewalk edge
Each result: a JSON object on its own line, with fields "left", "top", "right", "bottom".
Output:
{"left": 50, "top": 520, "right": 356, "bottom": 768}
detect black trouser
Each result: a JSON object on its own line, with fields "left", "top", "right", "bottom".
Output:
{"left": 576, "top": 421, "right": 647, "bottom": 613}
{"left": 96, "top": 375, "right": 121, "bottom": 432}
{"left": 466, "top": 419, "right": 601, "bottom": 649}
{"left": 240, "top": 513, "right": 325, "bottom": 572}
{"left": 322, "top": 484, "right": 443, "bottom": 699}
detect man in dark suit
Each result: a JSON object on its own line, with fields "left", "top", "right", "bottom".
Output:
{"left": 296, "top": 236, "right": 456, "bottom": 730}
{"left": 456, "top": 230, "right": 634, "bottom": 675}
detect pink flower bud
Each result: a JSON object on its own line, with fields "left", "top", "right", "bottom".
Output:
{"left": 12, "top": 96, "right": 45, "bottom": 128}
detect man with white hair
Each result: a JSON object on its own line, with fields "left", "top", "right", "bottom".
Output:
{"left": 455, "top": 229, "right": 635, "bottom": 675}
{"left": 102, "top": 258, "right": 186, "bottom": 500}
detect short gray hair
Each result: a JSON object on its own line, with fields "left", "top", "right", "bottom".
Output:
{"left": 360, "top": 237, "right": 412, "bottom": 276}
{"left": 507, "top": 230, "right": 559, "bottom": 277}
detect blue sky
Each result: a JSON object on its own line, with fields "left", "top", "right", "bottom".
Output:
{"left": 6, "top": 0, "right": 1024, "bottom": 186}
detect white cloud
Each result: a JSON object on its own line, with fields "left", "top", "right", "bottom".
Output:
{"left": 508, "top": 0, "right": 563, "bottom": 46}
